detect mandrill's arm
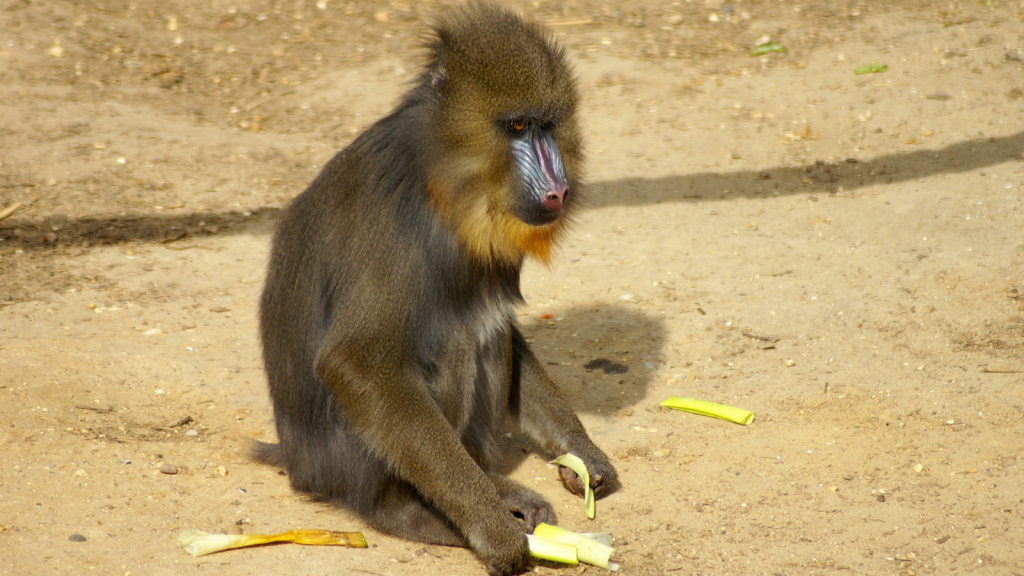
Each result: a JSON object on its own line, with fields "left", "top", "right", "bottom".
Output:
{"left": 314, "top": 334, "right": 531, "bottom": 574}
{"left": 511, "top": 326, "right": 618, "bottom": 498}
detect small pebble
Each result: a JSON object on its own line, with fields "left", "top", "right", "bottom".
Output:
{"left": 784, "top": 359, "right": 796, "bottom": 367}
{"left": 158, "top": 462, "right": 178, "bottom": 475}
{"left": 877, "top": 494, "right": 886, "bottom": 502}
{"left": 216, "top": 465, "right": 228, "bottom": 476}
{"left": 68, "top": 533, "right": 87, "bottom": 542}
{"left": 185, "top": 429, "right": 198, "bottom": 437}
{"left": 914, "top": 463, "right": 924, "bottom": 473}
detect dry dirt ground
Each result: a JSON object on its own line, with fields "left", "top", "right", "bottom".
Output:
{"left": 2, "top": 1, "right": 1024, "bottom": 575}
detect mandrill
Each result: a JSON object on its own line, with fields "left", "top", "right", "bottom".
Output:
{"left": 254, "top": 2, "right": 617, "bottom": 574}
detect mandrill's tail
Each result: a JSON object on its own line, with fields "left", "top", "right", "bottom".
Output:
{"left": 249, "top": 440, "right": 286, "bottom": 467}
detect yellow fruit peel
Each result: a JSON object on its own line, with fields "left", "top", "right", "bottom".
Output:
{"left": 177, "top": 528, "right": 367, "bottom": 557}
{"left": 551, "top": 453, "right": 595, "bottom": 518}
{"left": 660, "top": 396, "right": 754, "bottom": 425}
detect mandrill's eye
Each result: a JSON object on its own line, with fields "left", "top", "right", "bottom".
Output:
{"left": 505, "top": 119, "right": 527, "bottom": 136}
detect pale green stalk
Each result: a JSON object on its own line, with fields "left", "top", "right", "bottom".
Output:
{"left": 534, "top": 523, "right": 617, "bottom": 570}
{"left": 527, "top": 534, "right": 578, "bottom": 565}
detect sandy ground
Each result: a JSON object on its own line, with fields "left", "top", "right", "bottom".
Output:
{"left": 2, "top": 1, "right": 1024, "bottom": 575}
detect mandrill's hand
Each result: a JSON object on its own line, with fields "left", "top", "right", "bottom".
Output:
{"left": 468, "top": 515, "right": 533, "bottom": 576}
{"left": 557, "top": 445, "right": 618, "bottom": 499}
{"left": 490, "top": 474, "right": 557, "bottom": 532}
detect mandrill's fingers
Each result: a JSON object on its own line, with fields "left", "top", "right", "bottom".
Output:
{"left": 558, "top": 465, "right": 585, "bottom": 497}
{"left": 520, "top": 502, "right": 557, "bottom": 534}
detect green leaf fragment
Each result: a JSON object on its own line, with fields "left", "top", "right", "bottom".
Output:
{"left": 551, "top": 453, "right": 595, "bottom": 519}
{"left": 854, "top": 62, "right": 888, "bottom": 74}
{"left": 660, "top": 396, "right": 754, "bottom": 425}
{"left": 750, "top": 41, "right": 784, "bottom": 56}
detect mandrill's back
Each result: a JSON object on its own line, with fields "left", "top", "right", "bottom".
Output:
{"left": 257, "top": 86, "right": 444, "bottom": 415}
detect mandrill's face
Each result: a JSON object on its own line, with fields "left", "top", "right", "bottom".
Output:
{"left": 424, "top": 3, "right": 584, "bottom": 265}
{"left": 500, "top": 116, "right": 571, "bottom": 226}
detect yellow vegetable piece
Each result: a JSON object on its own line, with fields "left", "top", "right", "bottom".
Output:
{"left": 551, "top": 453, "right": 595, "bottom": 518}
{"left": 177, "top": 528, "right": 367, "bottom": 557}
{"left": 660, "top": 396, "right": 754, "bottom": 425}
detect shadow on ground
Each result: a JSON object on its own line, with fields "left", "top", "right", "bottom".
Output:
{"left": 587, "top": 130, "right": 1024, "bottom": 208}
{"left": 3, "top": 130, "right": 1020, "bottom": 250}
{"left": 495, "top": 303, "right": 666, "bottom": 476}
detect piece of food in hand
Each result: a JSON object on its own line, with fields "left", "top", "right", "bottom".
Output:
{"left": 551, "top": 453, "right": 595, "bottom": 518}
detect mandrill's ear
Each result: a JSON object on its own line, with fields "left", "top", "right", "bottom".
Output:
{"left": 428, "top": 30, "right": 448, "bottom": 93}
{"left": 430, "top": 66, "right": 447, "bottom": 92}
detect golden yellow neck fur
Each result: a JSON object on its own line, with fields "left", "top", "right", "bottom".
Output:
{"left": 426, "top": 178, "right": 565, "bottom": 267}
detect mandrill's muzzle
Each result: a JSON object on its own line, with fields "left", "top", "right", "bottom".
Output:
{"left": 511, "top": 126, "right": 570, "bottom": 225}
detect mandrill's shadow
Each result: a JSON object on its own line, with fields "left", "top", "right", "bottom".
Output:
{"left": 494, "top": 303, "right": 666, "bottom": 477}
